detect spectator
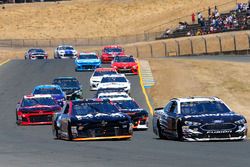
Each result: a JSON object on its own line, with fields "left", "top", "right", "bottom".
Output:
{"left": 197, "top": 12, "right": 202, "bottom": 24}
{"left": 192, "top": 13, "right": 195, "bottom": 24}
{"left": 208, "top": 6, "right": 211, "bottom": 17}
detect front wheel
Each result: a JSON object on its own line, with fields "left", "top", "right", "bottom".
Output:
{"left": 157, "top": 121, "right": 166, "bottom": 139}
{"left": 176, "top": 122, "right": 183, "bottom": 141}
{"left": 67, "top": 122, "right": 73, "bottom": 141}
{"left": 52, "top": 123, "right": 59, "bottom": 139}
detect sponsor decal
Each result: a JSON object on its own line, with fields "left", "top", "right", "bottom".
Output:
{"left": 207, "top": 130, "right": 232, "bottom": 134}
{"left": 184, "top": 113, "right": 235, "bottom": 119}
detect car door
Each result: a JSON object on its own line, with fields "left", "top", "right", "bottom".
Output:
{"left": 166, "top": 101, "right": 178, "bottom": 135}
{"left": 59, "top": 103, "right": 70, "bottom": 133}
{"left": 160, "top": 101, "right": 172, "bottom": 132}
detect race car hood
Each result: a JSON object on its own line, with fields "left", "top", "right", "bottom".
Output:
{"left": 90, "top": 76, "right": 102, "bottom": 82}
{"left": 183, "top": 112, "right": 245, "bottom": 124}
{"left": 51, "top": 94, "right": 65, "bottom": 101}
{"left": 75, "top": 59, "right": 100, "bottom": 64}
{"left": 73, "top": 112, "right": 130, "bottom": 123}
{"left": 19, "top": 105, "right": 60, "bottom": 113}
{"left": 61, "top": 87, "right": 81, "bottom": 95}
{"left": 113, "top": 62, "right": 137, "bottom": 68}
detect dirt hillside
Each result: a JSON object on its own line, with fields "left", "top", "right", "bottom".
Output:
{"left": 0, "top": 0, "right": 241, "bottom": 39}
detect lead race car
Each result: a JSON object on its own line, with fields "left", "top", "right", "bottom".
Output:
{"left": 153, "top": 96, "right": 247, "bottom": 141}
{"left": 101, "top": 45, "right": 125, "bottom": 63}
{"left": 52, "top": 99, "right": 133, "bottom": 141}
{"left": 24, "top": 48, "right": 48, "bottom": 60}
{"left": 16, "top": 95, "right": 61, "bottom": 125}
{"left": 111, "top": 55, "right": 138, "bottom": 75}
{"left": 75, "top": 52, "right": 101, "bottom": 71}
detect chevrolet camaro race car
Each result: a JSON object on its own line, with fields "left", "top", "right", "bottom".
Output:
{"left": 75, "top": 52, "right": 101, "bottom": 71}
{"left": 16, "top": 95, "right": 61, "bottom": 125}
{"left": 24, "top": 48, "right": 48, "bottom": 60}
{"left": 52, "top": 99, "right": 133, "bottom": 141}
{"left": 97, "top": 74, "right": 131, "bottom": 93}
{"left": 113, "top": 99, "right": 149, "bottom": 130}
{"left": 111, "top": 55, "right": 138, "bottom": 74}
{"left": 153, "top": 96, "right": 248, "bottom": 141}
{"left": 52, "top": 77, "right": 83, "bottom": 100}
{"left": 32, "top": 85, "right": 66, "bottom": 107}
{"left": 90, "top": 68, "right": 118, "bottom": 90}
{"left": 101, "top": 45, "right": 125, "bottom": 63}
{"left": 54, "top": 45, "right": 77, "bottom": 59}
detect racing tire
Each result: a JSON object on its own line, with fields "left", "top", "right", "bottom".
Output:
{"left": 52, "top": 123, "right": 59, "bottom": 139}
{"left": 176, "top": 122, "right": 184, "bottom": 141}
{"left": 15, "top": 111, "right": 20, "bottom": 125}
{"left": 67, "top": 122, "right": 73, "bottom": 141}
{"left": 157, "top": 121, "right": 166, "bottom": 139}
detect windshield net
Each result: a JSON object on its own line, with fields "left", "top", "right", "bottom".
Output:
{"left": 101, "top": 77, "right": 127, "bottom": 83}
{"left": 53, "top": 79, "right": 79, "bottom": 88}
{"left": 115, "top": 100, "right": 139, "bottom": 109}
{"left": 22, "top": 98, "right": 56, "bottom": 107}
{"left": 33, "top": 88, "right": 62, "bottom": 95}
{"left": 104, "top": 48, "right": 122, "bottom": 53}
{"left": 115, "top": 56, "right": 135, "bottom": 62}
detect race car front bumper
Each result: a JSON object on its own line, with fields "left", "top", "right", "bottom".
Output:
{"left": 17, "top": 112, "right": 54, "bottom": 125}
{"left": 75, "top": 64, "right": 101, "bottom": 71}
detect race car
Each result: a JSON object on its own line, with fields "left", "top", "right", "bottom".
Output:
{"left": 101, "top": 45, "right": 125, "bottom": 63}
{"left": 16, "top": 95, "right": 61, "bottom": 125}
{"left": 97, "top": 74, "right": 131, "bottom": 93}
{"left": 52, "top": 77, "right": 83, "bottom": 100}
{"left": 32, "top": 85, "right": 66, "bottom": 107}
{"left": 75, "top": 52, "right": 101, "bottom": 71}
{"left": 111, "top": 55, "right": 138, "bottom": 74}
{"left": 24, "top": 48, "right": 48, "bottom": 60}
{"left": 52, "top": 99, "right": 133, "bottom": 141}
{"left": 153, "top": 96, "right": 248, "bottom": 141}
{"left": 113, "top": 99, "right": 149, "bottom": 130}
{"left": 54, "top": 45, "right": 77, "bottom": 59}
{"left": 97, "top": 92, "right": 131, "bottom": 101}
{"left": 90, "top": 68, "right": 118, "bottom": 90}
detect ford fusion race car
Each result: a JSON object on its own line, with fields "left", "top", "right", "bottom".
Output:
{"left": 24, "top": 48, "right": 48, "bottom": 60}
{"left": 97, "top": 74, "right": 131, "bottom": 93}
{"left": 111, "top": 55, "right": 138, "bottom": 75}
{"left": 90, "top": 68, "right": 118, "bottom": 90}
{"left": 54, "top": 45, "right": 77, "bottom": 59}
{"left": 52, "top": 99, "right": 133, "bottom": 141}
{"left": 52, "top": 77, "right": 83, "bottom": 100}
{"left": 153, "top": 96, "right": 248, "bottom": 141}
{"left": 75, "top": 52, "right": 101, "bottom": 71}
{"left": 113, "top": 99, "right": 149, "bottom": 130}
{"left": 101, "top": 45, "right": 125, "bottom": 63}
{"left": 16, "top": 95, "right": 61, "bottom": 125}
{"left": 32, "top": 85, "right": 66, "bottom": 107}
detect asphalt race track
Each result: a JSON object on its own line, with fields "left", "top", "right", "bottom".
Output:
{"left": 0, "top": 59, "right": 250, "bottom": 167}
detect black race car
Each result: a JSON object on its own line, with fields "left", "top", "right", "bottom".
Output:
{"left": 153, "top": 97, "right": 247, "bottom": 141}
{"left": 113, "top": 99, "right": 149, "bottom": 130}
{"left": 52, "top": 99, "right": 133, "bottom": 141}
{"left": 52, "top": 77, "right": 83, "bottom": 100}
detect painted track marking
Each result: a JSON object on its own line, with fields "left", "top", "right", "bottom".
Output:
{"left": 0, "top": 59, "right": 10, "bottom": 67}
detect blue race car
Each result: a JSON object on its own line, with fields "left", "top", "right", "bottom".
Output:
{"left": 32, "top": 85, "right": 66, "bottom": 107}
{"left": 75, "top": 52, "right": 101, "bottom": 71}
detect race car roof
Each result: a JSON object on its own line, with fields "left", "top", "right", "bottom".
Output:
{"left": 102, "top": 74, "right": 126, "bottom": 78}
{"left": 24, "top": 94, "right": 53, "bottom": 99}
{"left": 34, "top": 85, "right": 61, "bottom": 89}
{"left": 172, "top": 96, "right": 222, "bottom": 103}
{"left": 79, "top": 52, "right": 97, "bottom": 55}
{"left": 103, "top": 45, "right": 122, "bottom": 48}
{"left": 98, "top": 92, "right": 129, "bottom": 97}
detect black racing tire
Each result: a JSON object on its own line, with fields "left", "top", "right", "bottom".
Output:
{"left": 52, "top": 123, "right": 59, "bottom": 139}
{"left": 157, "top": 121, "right": 166, "bottom": 139}
{"left": 177, "top": 122, "right": 184, "bottom": 141}
{"left": 67, "top": 122, "right": 73, "bottom": 141}
{"left": 15, "top": 111, "right": 20, "bottom": 125}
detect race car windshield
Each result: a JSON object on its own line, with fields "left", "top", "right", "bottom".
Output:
{"left": 115, "top": 56, "right": 135, "bottom": 62}
{"left": 73, "top": 102, "right": 119, "bottom": 115}
{"left": 78, "top": 54, "right": 98, "bottom": 59}
{"left": 104, "top": 48, "right": 122, "bottom": 53}
{"left": 115, "top": 100, "right": 139, "bottom": 109}
{"left": 53, "top": 79, "right": 79, "bottom": 88}
{"left": 181, "top": 101, "right": 231, "bottom": 115}
{"left": 33, "top": 88, "right": 62, "bottom": 95}
{"left": 101, "top": 77, "right": 127, "bottom": 83}
{"left": 29, "top": 49, "right": 45, "bottom": 53}
{"left": 59, "top": 46, "right": 73, "bottom": 50}
{"left": 93, "top": 70, "right": 117, "bottom": 76}
{"left": 22, "top": 98, "right": 56, "bottom": 107}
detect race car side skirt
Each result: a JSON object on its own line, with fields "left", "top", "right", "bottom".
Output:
{"left": 73, "top": 135, "right": 132, "bottom": 141}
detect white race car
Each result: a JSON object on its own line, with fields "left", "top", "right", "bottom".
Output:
{"left": 90, "top": 68, "right": 118, "bottom": 90}
{"left": 97, "top": 74, "right": 131, "bottom": 93}
{"left": 97, "top": 92, "right": 132, "bottom": 101}
{"left": 54, "top": 45, "right": 77, "bottom": 59}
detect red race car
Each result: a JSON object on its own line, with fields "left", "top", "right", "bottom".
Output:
{"left": 101, "top": 45, "right": 125, "bottom": 63}
{"left": 111, "top": 55, "right": 138, "bottom": 75}
{"left": 16, "top": 95, "right": 61, "bottom": 125}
